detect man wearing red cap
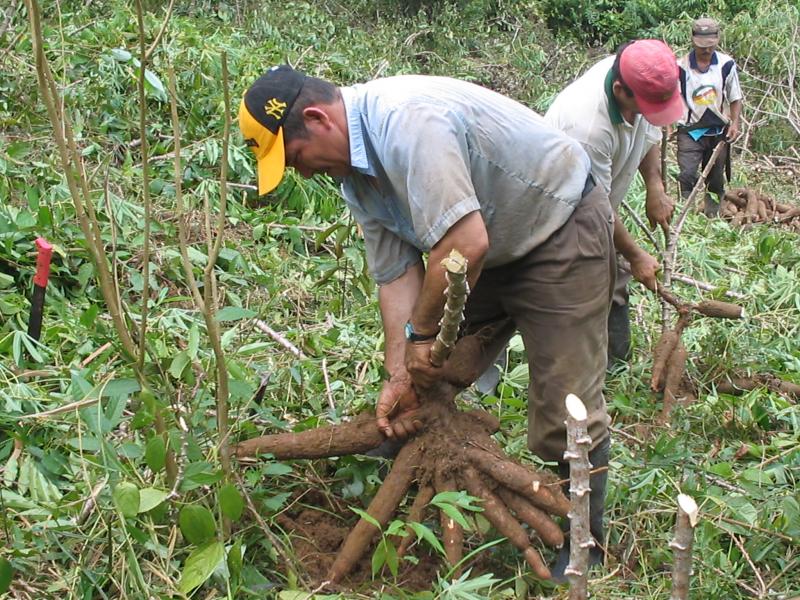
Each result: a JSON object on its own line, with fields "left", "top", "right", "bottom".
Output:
{"left": 546, "top": 39, "right": 683, "bottom": 366}
{"left": 239, "top": 67, "right": 615, "bottom": 580}
{"left": 677, "top": 17, "right": 743, "bottom": 216}
{"left": 543, "top": 38, "right": 682, "bottom": 579}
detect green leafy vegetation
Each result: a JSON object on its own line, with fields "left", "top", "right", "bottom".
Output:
{"left": 0, "top": 0, "right": 798, "bottom": 598}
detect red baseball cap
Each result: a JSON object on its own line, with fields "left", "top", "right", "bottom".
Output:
{"left": 619, "top": 39, "right": 684, "bottom": 127}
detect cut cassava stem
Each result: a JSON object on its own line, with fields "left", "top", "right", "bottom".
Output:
{"left": 662, "top": 141, "right": 728, "bottom": 326}
{"left": 669, "top": 494, "right": 699, "bottom": 600}
{"left": 431, "top": 249, "right": 469, "bottom": 367}
{"left": 564, "top": 393, "right": 594, "bottom": 600}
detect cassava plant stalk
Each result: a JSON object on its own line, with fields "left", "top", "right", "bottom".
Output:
{"left": 670, "top": 494, "right": 699, "bottom": 600}
{"left": 26, "top": 0, "right": 137, "bottom": 360}
{"left": 135, "top": 0, "right": 153, "bottom": 373}
{"left": 564, "top": 393, "right": 594, "bottom": 599}
{"left": 167, "top": 56, "right": 233, "bottom": 528}
{"left": 27, "top": 0, "right": 175, "bottom": 482}
{"left": 661, "top": 141, "right": 728, "bottom": 327}
{"left": 430, "top": 249, "right": 468, "bottom": 367}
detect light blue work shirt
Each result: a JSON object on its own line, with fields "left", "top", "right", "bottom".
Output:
{"left": 339, "top": 75, "right": 592, "bottom": 285}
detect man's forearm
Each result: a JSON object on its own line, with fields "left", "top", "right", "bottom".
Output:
{"left": 613, "top": 211, "right": 643, "bottom": 261}
{"left": 410, "top": 212, "right": 489, "bottom": 334}
{"left": 729, "top": 99, "right": 742, "bottom": 128}
{"left": 639, "top": 144, "right": 665, "bottom": 194}
{"left": 378, "top": 262, "right": 425, "bottom": 379}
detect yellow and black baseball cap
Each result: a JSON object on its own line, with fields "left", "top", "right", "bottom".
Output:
{"left": 239, "top": 65, "right": 306, "bottom": 195}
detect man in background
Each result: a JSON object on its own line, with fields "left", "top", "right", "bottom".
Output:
{"left": 543, "top": 39, "right": 683, "bottom": 579}
{"left": 677, "top": 17, "right": 743, "bottom": 217}
{"left": 545, "top": 39, "right": 682, "bottom": 366}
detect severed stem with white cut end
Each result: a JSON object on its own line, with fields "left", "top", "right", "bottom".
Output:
{"left": 430, "top": 249, "right": 469, "bottom": 367}
{"left": 564, "top": 393, "right": 594, "bottom": 600}
{"left": 670, "top": 493, "right": 699, "bottom": 600}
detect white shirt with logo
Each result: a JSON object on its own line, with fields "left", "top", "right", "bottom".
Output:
{"left": 678, "top": 50, "right": 743, "bottom": 126}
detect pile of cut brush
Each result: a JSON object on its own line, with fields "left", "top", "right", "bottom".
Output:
{"left": 720, "top": 187, "right": 800, "bottom": 230}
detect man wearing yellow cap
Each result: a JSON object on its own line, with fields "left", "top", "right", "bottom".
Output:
{"left": 240, "top": 67, "right": 615, "bottom": 576}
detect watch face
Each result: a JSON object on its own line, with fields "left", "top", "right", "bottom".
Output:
{"left": 404, "top": 321, "right": 413, "bottom": 340}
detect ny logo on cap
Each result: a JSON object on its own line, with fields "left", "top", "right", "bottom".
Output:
{"left": 265, "top": 98, "right": 288, "bottom": 120}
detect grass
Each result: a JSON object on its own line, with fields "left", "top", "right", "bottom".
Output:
{"left": 0, "top": 0, "right": 798, "bottom": 598}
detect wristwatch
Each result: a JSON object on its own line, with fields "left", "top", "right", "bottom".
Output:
{"left": 404, "top": 321, "right": 439, "bottom": 343}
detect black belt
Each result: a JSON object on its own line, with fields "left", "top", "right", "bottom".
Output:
{"left": 581, "top": 173, "right": 595, "bottom": 198}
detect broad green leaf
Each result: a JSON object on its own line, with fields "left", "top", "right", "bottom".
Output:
{"left": 0, "top": 273, "right": 13, "bottom": 289}
{"left": 227, "top": 538, "right": 243, "bottom": 582}
{"left": 187, "top": 325, "right": 200, "bottom": 360}
{"left": 0, "top": 556, "right": 12, "bottom": 594}
{"left": 138, "top": 488, "right": 169, "bottom": 513}
{"left": 263, "top": 492, "right": 291, "bottom": 512}
{"left": 707, "top": 462, "right": 734, "bottom": 479}
{"left": 216, "top": 306, "right": 256, "bottom": 322}
{"left": 110, "top": 48, "right": 132, "bottom": 62}
{"left": 437, "top": 502, "right": 471, "bottom": 531}
{"left": 409, "top": 522, "right": 445, "bottom": 556}
{"left": 383, "top": 539, "right": 398, "bottom": 577}
{"left": 218, "top": 483, "right": 244, "bottom": 521}
{"left": 103, "top": 378, "right": 141, "bottom": 398}
{"left": 350, "top": 507, "right": 381, "bottom": 529}
{"left": 145, "top": 435, "right": 166, "bottom": 473}
{"left": 371, "top": 536, "right": 386, "bottom": 577}
{"left": 263, "top": 462, "right": 293, "bottom": 476}
{"left": 79, "top": 305, "right": 99, "bottom": 327}
{"left": 113, "top": 482, "right": 140, "bottom": 518}
{"left": 179, "top": 505, "right": 217, "bottom": 545}
{"left": 169, "top": 350, "right": 191, "bottom": 380}
{"left": 178, "top": 540, "right": 224, "bottom": 594}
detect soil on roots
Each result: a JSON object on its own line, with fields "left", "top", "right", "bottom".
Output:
{"left": 236, "top": 330, "right": 568, "bottom": 587}
{"left": 275, "top": 492, "right": 442, "bottom": 591}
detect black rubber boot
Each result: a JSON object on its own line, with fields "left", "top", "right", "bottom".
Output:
{"left": 474, "top": 348, "right": 507, "bottom": 395}
{"left": 704, "top": 194, "right": 720, "bottom": 217}
{"left": 550, "top": 435, "right": 610, "bottom": 583}
{"left": 607, "top": 302, "right": 631, "bottom": 366}
{"left": 364, "top": 437, "right": 404, "bottom": 459}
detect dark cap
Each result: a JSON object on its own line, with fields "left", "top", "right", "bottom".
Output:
{"left": 692, "top": 17, "right": 720, "bottom": 48}
{"left": 238, "top": 65, "right": 306, "bottom": 195}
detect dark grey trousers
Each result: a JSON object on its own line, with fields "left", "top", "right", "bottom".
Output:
{"left": 677, "top": 130, "right": 728, "bottom": 201}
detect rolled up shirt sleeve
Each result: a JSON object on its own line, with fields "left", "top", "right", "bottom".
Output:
{"left": 344, "top": 194, "right": 422, "bottom": 285}
{"left": 378, "top": 105, "right": 481, "bottom": 250}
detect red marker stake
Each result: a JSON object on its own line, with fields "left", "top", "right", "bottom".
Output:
{"left": 28, "top": 238, "right": 53, "bottom": 341}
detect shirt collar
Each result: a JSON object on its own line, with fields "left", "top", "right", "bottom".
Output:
{"left": 689, "top": 49, "right": 718, "bottom": 71}
{"left": 340, "top": 86, "right": 376, "bottom": 176}
{"left": 604, "top": 68, "right": 624, "bottom": 125}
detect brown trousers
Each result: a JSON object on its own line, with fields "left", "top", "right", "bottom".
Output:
{"left": 464, "top": 185, "right": 615, "bottom": 462}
